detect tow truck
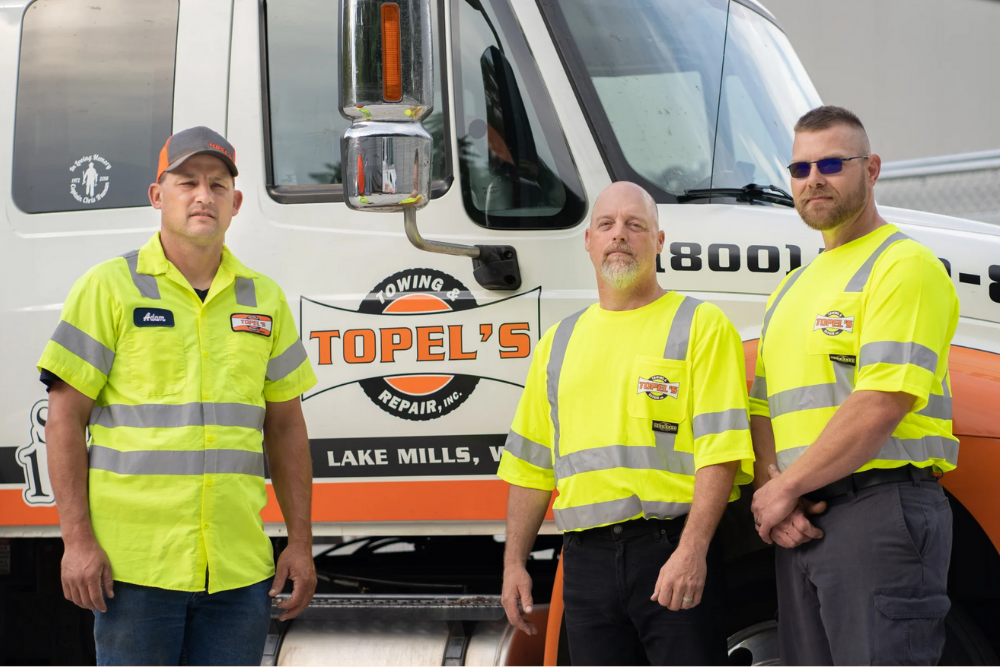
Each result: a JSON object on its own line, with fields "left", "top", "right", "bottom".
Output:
{"left": 1, "top": 0, "right": 997, "bottom": 664}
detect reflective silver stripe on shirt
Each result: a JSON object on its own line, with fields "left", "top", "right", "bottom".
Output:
{"left": 554, "top": 442, "right": 696, "bottom": 480}
{"left": 90, "top": 402, "right": 266, "bottom": 430}
{"left": 844, "top": 231, "right": 910, "bottom": 292}
{"left": 749, "top": 376, "right": 767, "bottom": 401}
{"left": 235, "top": 277, "right": 257, "bottom": 307}
{"left": 777, "top": 433, "right": 959, "bottom": 471}
{"left": 918, "top": 376, "right": 952, "bottom": 420}
{"left": 768, "top": 382, "right": 851, "bottom": 418}
{"left": 503, "top": 430, "right": 553, "bottom": 470}
{"left": 547, "top": 309, "right": 587, "bottom": 458}
{"left": 89, "top": 445, "right": 265, "bottom": 477}
{"left": 693, "top": 408, "right": 750, "bottom": 440}
{"left": 769, "top": 361, "right": 855, "bottom": 418}
{"left": 663, "top": 296, "right": 702, "bottom": 360}
{"left": 266, "top": 339, "right": 308, "bottom": 382}
{"left": 553, "top": 495, "right": 691, "bottom": 531}
{"left": 860, "top": 341, "right": 938, "bottom": 374}
{"left": 121, "top": 250, "right": 160, "bottom": 300}
{"left": 51, "top": 321, "right": 115, "bottom": 376}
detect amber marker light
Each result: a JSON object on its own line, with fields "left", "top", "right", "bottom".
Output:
{"left": 381, "top": 3, "right": 403, "bottom": 102}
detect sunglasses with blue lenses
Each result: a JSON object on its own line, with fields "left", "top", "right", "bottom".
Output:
{"left": 787, "top": 155, "right": 869, "bottom": 179}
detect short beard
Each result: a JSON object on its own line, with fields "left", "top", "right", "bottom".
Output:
{"left": 601, "top": 255, "right": 641, "bottom": 290}
{"left": 796, "top": 174, "right": 868, "bottom": 231}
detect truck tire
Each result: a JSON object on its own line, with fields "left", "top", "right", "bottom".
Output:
{"left": 939, "top": 603, "right": 998, "bottom": 666}
{"left": 724, "top": 603, "right": 997, "bottom": 666}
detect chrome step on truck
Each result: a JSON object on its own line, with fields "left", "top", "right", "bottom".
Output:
{"left": 263, "top": 595, "right": 515, "bottom": 666}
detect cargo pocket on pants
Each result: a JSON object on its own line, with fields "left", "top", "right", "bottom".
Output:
{"left": 873, "top": 588, "right": 950, "bottom": 666}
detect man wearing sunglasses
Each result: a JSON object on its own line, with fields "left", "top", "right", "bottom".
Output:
{"left": 747, "top": 106, "right": 959, "bottom": 665}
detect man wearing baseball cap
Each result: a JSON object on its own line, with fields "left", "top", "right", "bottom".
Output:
{"left": 37, "top": 126, "right": 318, "bottom": 665}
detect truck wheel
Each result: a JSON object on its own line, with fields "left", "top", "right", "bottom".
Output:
{"left": 939, "top": 603, "right": 998, "bottom": 665}
{"left": 724, "top": 603, "right": 997, "bottom": 666}
{"left": 726, "top": 620, "right": 779, "bottom": 666}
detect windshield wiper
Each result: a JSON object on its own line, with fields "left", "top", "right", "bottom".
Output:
{"left": 677, "top": 183, "right": 795, "bottom": 207}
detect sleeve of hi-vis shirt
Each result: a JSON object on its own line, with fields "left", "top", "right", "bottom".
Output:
{"left": 855, "top": 247, "right": 959, "bottom": 412}
{"left": 37, "top": 271, "right": 121, "bottom": 400}
{"left": 496, "top": 330, "right": 556, "bottom": 491}
{"left": 689, "top": 303, "right": 755, "bottom": 486}
{"left": 263, "top": 292, "right": 318, "bottom": 403}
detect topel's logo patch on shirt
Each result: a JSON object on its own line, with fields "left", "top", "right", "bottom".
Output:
{"left": 637, "top": 375, "right": 679, "bottom": 400}
{"left": 231, "top": 313, "right": 273, "bottom": 337}
{"left": 814, "top": 311, "right": 855, "bottom": 336}
{"left": 133, "top": 308, "right": 174, "bottom": 327}
{"left": 652, "top": 420, "right": 679, "bottom": 434}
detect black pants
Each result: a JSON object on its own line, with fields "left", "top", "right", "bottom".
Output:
{"left": 776, "top": 478, "right": 953, "bottom": 665}
{"left": 562, "top": 517, "right": 727, "bottom": 666}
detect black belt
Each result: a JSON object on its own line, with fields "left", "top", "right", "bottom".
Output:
{"left": 804, "top": 465, "right": 935, "bottom": 503}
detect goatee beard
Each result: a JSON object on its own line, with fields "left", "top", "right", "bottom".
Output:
{"left": 601, "top": 255, "right": 641, "bottom": 290}
{"left": 796, "top": 179, "right": 868, "bottom": 231}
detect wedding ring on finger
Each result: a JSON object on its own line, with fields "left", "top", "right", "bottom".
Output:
{"left": 682, "top": 596, "right": 694, "bottom": 603}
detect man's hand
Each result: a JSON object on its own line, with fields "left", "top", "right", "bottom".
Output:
{"left": 270, "top": 541, "right": 317, "bottom": 621}
{"left": 762, "top": 464, "right": 827, "bottom": 548}
{"left": 751, "top": 464, "right": 801, "bottom": 543}
{"left": 651, "top": 544, "right": 707, "bottom": 611}
{"left": 62, "top": 537, "right": 113, "bottom": 612}
{"left": 501, "top": 565, "right": 537, "bottom": 635}
{"left": 769, "top": 499, "right": 827, "bottom": 548}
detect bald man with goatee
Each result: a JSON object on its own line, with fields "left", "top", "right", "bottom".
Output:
{"left": 497, "top": 182, "right": 755, "bottom": 665}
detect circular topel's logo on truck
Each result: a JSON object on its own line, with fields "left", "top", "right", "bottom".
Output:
{"left": 357, "top": 269, "right": 480, "bottom": 421}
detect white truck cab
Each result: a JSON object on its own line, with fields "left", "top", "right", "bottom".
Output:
{"left": 1, "top": 0, "right": 998, "bottom": 664}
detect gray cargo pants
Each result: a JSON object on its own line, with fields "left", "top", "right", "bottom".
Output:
{"left": 775, "top": 477, "right": 952, "bottom": 665}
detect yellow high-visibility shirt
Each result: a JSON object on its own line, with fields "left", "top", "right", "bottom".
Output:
{"left": 497, "top": 292, "right": 754, "bottom": 532}
{"left": 38, "top": 233, "right": 317, "bottom": 593}
{"left": 749, "top": 224, "right": 959, "bottom": 473}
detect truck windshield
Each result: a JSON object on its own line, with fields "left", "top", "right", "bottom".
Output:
{"left": 541, "top": 0, "right": 822, "bottom": 201}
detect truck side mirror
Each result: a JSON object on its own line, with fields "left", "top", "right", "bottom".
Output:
{"left": 340, "top": 0, "right": 521, "bottom": 290}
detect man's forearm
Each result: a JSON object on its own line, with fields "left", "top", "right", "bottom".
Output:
{"left": 503, "top": 485, "right": 552, "bottom": 568}
{"left": 678, "top": 461, "right": 738, "bottom": 554}
{"left": 780, "top": 389, "right": 914, "bottom": 497}
{"left": 750, "top": 416, "right": 778, "bottom": 490}
{"left": 47, "top": 385, "right": 96, "bottom": 544}
{"left": 264, "top": 401, "right": 313, "bottom": 546}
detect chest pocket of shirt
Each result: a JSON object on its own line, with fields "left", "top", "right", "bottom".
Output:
{"left": 626, "top": 356, "right": 689, "bottom": 425}
{"left": 120, "top": 328, "right": 188, "bottom": 398}
{"left": 807, "top": 293, "right": 863, "bottom": 358}
{"left": 226, "top": 333, "right": 271, "bottom": 401}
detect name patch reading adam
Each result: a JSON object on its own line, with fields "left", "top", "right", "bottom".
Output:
{"left": 133, "top": 308, "right": 174, "bottom": 327}
{"left": 652, "top": 420, "right": 679, "bottom": 434}
{"left": 231, "top": 314, "right": 273, "bottom": 337}
{"left": 829, "top": 354, "right": 857, "bottom": 366}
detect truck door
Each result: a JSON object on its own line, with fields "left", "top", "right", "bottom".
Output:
{"left": 231, "top": 0, "right": 604, "bottom": 533}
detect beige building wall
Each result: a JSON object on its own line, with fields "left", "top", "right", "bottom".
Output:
{"left": 763, "top": 0, "right": 1000, "bottom": 162}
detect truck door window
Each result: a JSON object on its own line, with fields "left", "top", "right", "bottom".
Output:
{"left": 264, "top": 0, "right": 449, "bottom": 204}
{"left": 541, "top": 0, "right": 821, "bottom": 203}
{"left": 11, "top": 0, "right": 178, "bottom": 214}
{"left": 452, "top": 0, "right": 585, "bottom": 229}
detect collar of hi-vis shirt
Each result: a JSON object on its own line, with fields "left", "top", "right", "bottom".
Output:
{"left": 136, "top": 232, "right": 256, "bottom": 305}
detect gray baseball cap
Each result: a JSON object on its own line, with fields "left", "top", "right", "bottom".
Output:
{"left": 157, "top": 126, "right": 238, "bottom": 181}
